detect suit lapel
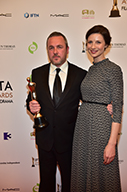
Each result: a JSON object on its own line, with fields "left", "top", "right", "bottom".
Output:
{"left": 41, "top": 63, "right": 77, "bottom": 108}
{"left": 41, "top": 64, "right": 54, "bottom": 106}
{"left": 55, "top": 63, "right": 76, "bottom": 108}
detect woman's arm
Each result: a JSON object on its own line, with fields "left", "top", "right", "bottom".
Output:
{"left": 103, "top": 122, "right": 121, "bottom": 165}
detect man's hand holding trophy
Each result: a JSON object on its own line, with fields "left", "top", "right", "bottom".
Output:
{"left": 27, "top": 77, "right": 49, "bottom": 129}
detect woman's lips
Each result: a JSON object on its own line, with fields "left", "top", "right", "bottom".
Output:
{"left": 90, "top": 50, "right": 98, "bottom": 54}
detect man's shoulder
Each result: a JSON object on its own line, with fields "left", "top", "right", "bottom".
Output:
{"left": 68, "top": 62, "right": 87, "bottom": 74}
{"left": 32, "top": 63, "right": 50, "bottom": 73}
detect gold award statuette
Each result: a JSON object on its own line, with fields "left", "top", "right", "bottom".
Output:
{"left": 82, "top": 41, "right": 85, "bottom": 53}
{"left": 27, "top": 77, "right": 49, "bottom": 129}
{"left": 109, "top": 0, "right": 121, "bottom": 17}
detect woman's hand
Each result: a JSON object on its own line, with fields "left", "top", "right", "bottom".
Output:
{"left": 103, "top": 143, "right": 115, "bottom": 165}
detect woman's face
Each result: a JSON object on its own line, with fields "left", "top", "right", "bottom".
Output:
{"left": 87, "top": 33, "right": 107, "bottom": 63}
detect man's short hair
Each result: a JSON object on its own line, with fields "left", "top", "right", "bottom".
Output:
{"left": 46, "top": 31, "right": 69, "bottom": 48}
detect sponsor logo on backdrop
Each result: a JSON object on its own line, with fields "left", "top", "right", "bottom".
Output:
{"left": 109, "top": 43, "right": 126, "bottom": 48}
{"left": 0, "top": 45, "right": 15, "bottom": 50}
{"left": 2, "top": 188, "right": 20, "bottom": 191}
{"left": 24, "top": 12, "right": 39, "bottom": 18}
{"left": 50, "top": 14, "right": 69, "bottom": 17}
{"left": 119, "top": 160, "right": 124, "bottom": 164}
{"left": 82, "top": 9, "right": 95, "bottom": 19}
{"left": 32, "top": 183, "right": 61, "bottom": 192}
{"left": 28, "top": 42, "right": 38, "bottom": 54}
{"left": 121, "top": 0, "right": 127, "bottom": 11}
{"left": 32, "top": 157, "right": 39, "bottom": 167}
{"left": 30, "top": 131, "right": 35, "bottom": 140}
{"left": 3, "top": 132, "right": 12, "bottom": 140}
{"left": 0, "top": 81, "right": 13, "bottom": 104}
{"left": 0, "top": 161, "right": 20, "bottom": 165}
{"left": 0, "top": 13, "right": 12, "bottom": 17}
{"left": 32, "top": 183, "right": 39, "bottom": 192}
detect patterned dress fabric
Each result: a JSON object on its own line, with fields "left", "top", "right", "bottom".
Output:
{"left": 71, "top": 59, "right": 123, "bottom": 192}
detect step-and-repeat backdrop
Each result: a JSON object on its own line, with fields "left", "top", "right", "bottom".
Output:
{"left": 0, "top": 0, "right": 127, "bottom": 191}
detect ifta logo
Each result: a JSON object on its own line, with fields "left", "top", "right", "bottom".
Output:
{"left": 122, "top": 0, "right": 127, "bottom": 4}
{"left": 109, "top": 0, "right": 121, "bottom": 17}
{"left": 0, "top": 81, "right": 13, "bottom": 104}
{"left": 121, "top": 0, "right": 127, "bottom": 11}
{"left": 28, "top": 42, "right": 38, "bottom": 54}
{"left": 32, "top": 157, "right": 39, "bottom": 167}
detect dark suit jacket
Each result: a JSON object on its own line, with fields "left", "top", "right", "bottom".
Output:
{"left": 26, "top": 62, "right": 87, "bottom": 153}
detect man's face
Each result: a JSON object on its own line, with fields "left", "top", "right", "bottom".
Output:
{"left": 47, "top": 36, "right": 69, "bottom": 67}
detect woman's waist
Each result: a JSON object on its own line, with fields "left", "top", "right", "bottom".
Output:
{"left": 82, "top": 100, "right": 108, "bottom": 106}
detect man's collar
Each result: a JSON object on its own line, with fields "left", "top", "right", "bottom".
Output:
{"left": 50, "top": 61, "right": 68, "bottom": 73}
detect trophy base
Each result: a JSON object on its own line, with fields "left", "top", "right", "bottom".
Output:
{"left": 109, "top": 10, "right": 121, "bottom": 17}
{"left": 33, "top": 116, "right": 49, "bottom": 129}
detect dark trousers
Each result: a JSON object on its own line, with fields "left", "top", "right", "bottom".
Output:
{"left": 38, "top": 146, "right": 72, "bottom": 192}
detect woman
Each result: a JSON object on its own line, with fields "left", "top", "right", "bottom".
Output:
{"left": 71, "top": 25, "right": 123, "bottom": 192}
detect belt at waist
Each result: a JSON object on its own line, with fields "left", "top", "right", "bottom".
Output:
{"left": 82, "top": 100, "right": 108, "bottom": 106}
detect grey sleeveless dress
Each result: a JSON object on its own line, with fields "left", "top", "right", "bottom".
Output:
{"left": 71, "top": 59, "right": 123, "bottom": 192}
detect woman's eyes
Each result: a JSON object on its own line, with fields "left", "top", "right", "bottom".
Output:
{"left": 96, "top": 41, "right": 101, "bottom": 44}
{"left": 88, "top": 41, "right": 101, "bottom": 44}
{"left": 88, "top": 41, "right": 92, "bottom": 44}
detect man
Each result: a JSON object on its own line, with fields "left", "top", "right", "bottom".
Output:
{"left": 26, "top": 31, "right": 87, "bottom": 192}
{"left": 26, "top": 32, "right": 111, "bottom": 192}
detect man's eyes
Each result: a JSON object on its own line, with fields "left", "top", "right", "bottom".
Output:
{"left": 48, "top": 45, "right": 63, "bottom": 50}
{"left": 49, "top": 46, "right": 54, "bottom": 50}
{"left": 57, "top": 45, "right": 63, "bottom": 49}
